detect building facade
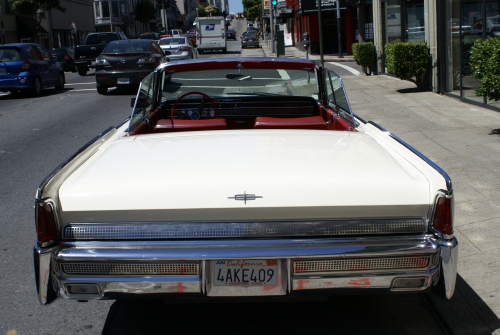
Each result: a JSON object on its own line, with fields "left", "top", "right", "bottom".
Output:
{"left": 275, "top": 0, "right": 500, "bottom": 112}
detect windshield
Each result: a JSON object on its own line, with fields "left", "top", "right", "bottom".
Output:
{"left": 159, "top": 67, "right": 318, "bottom": 102}
{"left": 159, "top": 38, "right": 186, "bottom": 45}
{"left": 103, "top": 41, "right": 149, "bottom": 53}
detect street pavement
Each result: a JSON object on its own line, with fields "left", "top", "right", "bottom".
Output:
{"left": 256, "top": 42, "right": 500, "bottom": 334}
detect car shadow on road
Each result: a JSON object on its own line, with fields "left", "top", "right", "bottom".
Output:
{"left": 101, "top": 294, "right": 448, "bottom": 335}
{"left": 426, "top": 274, "right": 500, "bottom": 335}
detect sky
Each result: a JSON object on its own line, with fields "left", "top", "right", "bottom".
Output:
{"left": 228, "top": 0, "right": 243, "bottom": 14}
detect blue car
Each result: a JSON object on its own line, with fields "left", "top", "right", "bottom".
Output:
{"left": 0, "top": 43, "right": 65, "bottom": 96}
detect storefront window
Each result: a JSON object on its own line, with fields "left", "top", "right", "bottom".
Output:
{"left": 405, "top": 0, "right": 425, "bottom": 42}
{"left": 385, "top": 0, "right": 401, "bottom": 42}
{"left": 485, "top": 1, "right": 500, "bottom": 108}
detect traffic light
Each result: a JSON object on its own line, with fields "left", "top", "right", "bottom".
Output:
{"left": 271, "top": 0, "right": 277, "bottom": 7}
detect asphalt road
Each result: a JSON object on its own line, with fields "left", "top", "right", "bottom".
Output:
{"left": 0, "top": 41, "right": 452, "bottom": 335}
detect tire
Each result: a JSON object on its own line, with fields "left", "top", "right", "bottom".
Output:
{"left": 32, "top": 77, "right": 42, "bottom": 96}
{"left": 55, "top": 73, "right": 65, "bottom": 90}
{"left": 78, "top": 67, "right": 87, "bottom": 76}
{"left": 96, "top": 85, "right": 108, "bottom": 95}
{"left": 71, "top": 65, "right": 77, "bottom": 73}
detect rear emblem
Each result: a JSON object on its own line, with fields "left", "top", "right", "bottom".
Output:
{"left": 228, "top": 191, "right": 262, "bottom": 204}
{"left": 120, "top": 59, "right": 126, "bottom": 63}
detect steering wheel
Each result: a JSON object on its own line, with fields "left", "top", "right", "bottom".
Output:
{"left": 171, "top": 91, "right": 218, "bottom": 121}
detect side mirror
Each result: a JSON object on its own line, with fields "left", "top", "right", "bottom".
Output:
{"left": 130, "top": 98, "right": 136, "bottom": 108}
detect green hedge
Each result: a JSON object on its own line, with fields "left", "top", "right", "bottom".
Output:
{"left": 384, "top": 42, "right": 429, "bottom": 90}
{"left": 352, "top": 42, "right": 375, "bottom": 76}
{"left": 470, "top": 37, "right": 500, "bottom": 101}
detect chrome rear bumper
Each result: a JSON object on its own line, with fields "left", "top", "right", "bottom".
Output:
{"left": 34, "top": 235, "right": 458, "bottom": 304}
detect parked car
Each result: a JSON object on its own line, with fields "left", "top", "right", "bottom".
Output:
{"left": 74, "top": 32, "right": 127, "bottom": 76}
{"left": 167, "top": 29, "right": 183, "bottom": 37}
{"left": 226, "top": 29, "right": 236, "bottom": 40}
{"left": 33, "top": 58, "right": 458, "bottom": 306}
{"left": 139, "top": 32, "right": 160, "bottom": 40}
{"left": 158, "top": 37, "right": 196, "bottom": 60}
{"left": 94, "top": 39, "right": 168, "bottom": 94}
{"left": 0, "top": 43, "right": 65, "bottom": 96}
{"left": 48, "top": 47, "right": 76, "bottom": 72}
{"left": 247, "top": 26, "right": 261, "bottom": 35}
{"left": 241, "top": 31, "right": 260, "bottom": 48}
{"left": 181, "top": 32, "right": 196, "bottom": 46}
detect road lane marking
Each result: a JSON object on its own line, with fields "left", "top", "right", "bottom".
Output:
{"left": 278, "top": 70, "right": 290, "bottom": 80}
{"left": 327, "top": 62, "right": 361, "bottom": 76}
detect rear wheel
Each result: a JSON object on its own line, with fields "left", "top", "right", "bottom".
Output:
{"left": 32, "top": 77, "right": 42, "bottom": 96}
{"left": 55, "top": 73, "right": 65, "bottom": 90}
{"left": 97, "top": 85, "right": 108, "bottom": 95}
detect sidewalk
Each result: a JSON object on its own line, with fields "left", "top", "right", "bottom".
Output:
{"left": 260, "top": 40, "right": 354, "bottom": 62}
{"left": 261, "top": 43, "right": 500, "bottom": 334}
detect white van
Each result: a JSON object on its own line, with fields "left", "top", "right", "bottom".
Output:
{"left": 195, "top": 16, "right": 227, "bottom": 53}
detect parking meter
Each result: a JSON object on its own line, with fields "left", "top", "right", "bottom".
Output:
{"left": 302, "top": 32, "right": 310, "bottom": 59}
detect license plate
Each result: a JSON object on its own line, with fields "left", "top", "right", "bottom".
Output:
{"left": 213, "top": 259, "right": 278, "bottom": 286}
{"left": 117, "top": 78, "right": 130, "bottom": 84}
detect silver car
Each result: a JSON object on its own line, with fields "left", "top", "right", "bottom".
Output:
{"left": 159, "top": 37, "right": 197, "bottom": 60}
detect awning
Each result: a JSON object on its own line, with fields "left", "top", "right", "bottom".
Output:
{"left": 16, "top": 16, "right": 49, "bottom": 38}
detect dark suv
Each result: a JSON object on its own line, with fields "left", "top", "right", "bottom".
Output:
{"left": 140, "top": 32, "right": 160, "bottom": 40}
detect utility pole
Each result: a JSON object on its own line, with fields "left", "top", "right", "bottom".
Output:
{"left": 336, "top": 0, "right": 343, "bottom": 58}
{"left": 270, "top": 0, "right": 276, "bottom": 54}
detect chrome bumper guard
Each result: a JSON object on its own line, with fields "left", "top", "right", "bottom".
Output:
{"left": 34, "top": 235, "right": 459, "bottom": 304}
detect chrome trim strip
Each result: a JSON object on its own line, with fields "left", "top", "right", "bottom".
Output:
{"left": 58, "top": 275, "right": 202, "bottom": 299}
{"left": 353, "top": 113, "right": 367, "bottom": 124}
{"left": 292, "top": 271, "right": 436, "bottom": 292}
{"left": 435, "top": 237, "right": 458, "bottom": 299}
{"left": 367, "top": 120, "right": 452, "bottom": 192}
{"left": 33, "top": 244, "right": 59, "bottom": 305}
{"left": 36, "top": 126, "right": 115, "bottom": 200}
{"left": 54, "top": 236, "right": 439, "bottom": 262}
{"left": 63, "top": 218, "right": 427, "bottom": 240}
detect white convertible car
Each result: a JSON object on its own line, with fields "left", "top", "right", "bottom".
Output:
{"left": 34, "top": 58, "right": 457, "bottom": 304}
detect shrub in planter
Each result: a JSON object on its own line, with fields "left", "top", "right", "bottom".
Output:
{"left": 352, "top": 42, "right": 375, "bottom": 76}
{"left": 384, "top": 42, "right": 429, "bottom": 91}
{"left": 469, "top": 37, "right": 500, "bottom": 101}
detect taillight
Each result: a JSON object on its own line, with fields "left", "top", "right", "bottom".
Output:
{"left": 35, "top": 201, "right": 58, "bottom": 244}
{"left": 64, "top": 54, "right": 71, "bottom": 61}
{"left": 432, "top": 194, "right": 454, "bottom": 235}
{"left": 180, "top": 46, "right": 189, "bottom": 51}
{"left": 21, "top": 59, "right": 30, "bottom": 71}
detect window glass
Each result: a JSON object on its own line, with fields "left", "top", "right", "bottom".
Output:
{"left": 325, "top": 70, "right": 355, "bottom": 125}
{"left": 37, "top": 46, "right": 53, "bottom": 61}
{"left": 159, "top": 38, "right": 185, "bottom": 45}
{"left": 130, "top": 72, "right": 157, "bottom": 130}
{"left": 102, "top": 1, "right": 110, "bottom": 17}
{"left": 111, "top": 0, "right": 119, "bottom": 17}
{"left": 0, "top": 48, "right": 22, "bottom": 61}
{"left": 104, "top": 41, "right": 149, "bottom": 53}
{"left": 406, "top": 1, "right": 425, "bottom": 42}
{"left": 94, "top": 1, "right": 101, "bottom": 18}
{"left": 25, "top": 46, "right": 43, "bottom": 60}
{"left": 385, "top": 1, "right": 401, "bottom": 42}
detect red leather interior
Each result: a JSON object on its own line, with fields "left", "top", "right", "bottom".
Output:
{"left": 254, "top": 116, "right": 328, "bottom": 130}
{"left": 154, "top": 118, "right": 228, "bottom": 133}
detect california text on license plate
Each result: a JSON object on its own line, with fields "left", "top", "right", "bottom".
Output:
{"left": 117, "top": 78, "right": 130, "bottom": 84}
{"left": 214, "top": 260, "right": 278, "bottom": 286}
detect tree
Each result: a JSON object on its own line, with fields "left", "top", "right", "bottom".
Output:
{"left": 242, "top": 0, "right": 261, "bottom": 21}
{"left": 204, "top": 4, "right": 219, "bottom": 16}
{"left": 134, "top": 0, "right": 156, "bottom": 24}
{"left": 8, "top": 0, "right": 65, "bottom": 22}
{"left": 197, "top": 4, "right": 206, "bottom": 17}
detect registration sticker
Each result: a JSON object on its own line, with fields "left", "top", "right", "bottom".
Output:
{"left": 213, "top": 260, "right": 278, "bottom": 286}
{"left": 117, "top": 78, "right": 130, "bottom": 84}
